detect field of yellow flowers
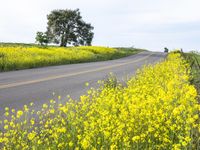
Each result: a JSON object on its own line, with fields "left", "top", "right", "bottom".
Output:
{"left": 0, "top": 45, "right": 138, "bottom": 72}
{"left": 0, "top": 52, "right": 199, "bottom": 149}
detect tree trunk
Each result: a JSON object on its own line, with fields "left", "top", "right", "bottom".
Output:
{"left": 60, "top": 35, "right": 67, "bottom": 47}
{"left": 60, "top": 42, "right": 67, "bottom": 47}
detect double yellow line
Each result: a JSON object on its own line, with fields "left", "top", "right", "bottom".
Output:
{"left": 0, "top": 53, "right": 153, "bottom": 90}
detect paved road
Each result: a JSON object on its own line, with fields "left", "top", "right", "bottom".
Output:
{"left": 0, "top": 51, "right": 166, "bottom": 115}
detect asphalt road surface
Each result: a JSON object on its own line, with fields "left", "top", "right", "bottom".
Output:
{"left": 0, "top": 51, "right": 166, "bottom": 115}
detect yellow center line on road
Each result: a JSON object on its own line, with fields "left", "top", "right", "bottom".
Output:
{"left": 0, "top": 53, "right": 153, "bottom": 89}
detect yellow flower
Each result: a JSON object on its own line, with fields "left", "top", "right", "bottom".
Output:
{"left": 58, "top": 142, "right": 64, "bottom": 148}
{"left": 85, "top": 82, "right": 89, "bottom": 87}
{"left": 57, "top": 127, "right": 66, "bottom": 133}
{"left": 81, "top": 139, "right": 89, "bottom": 149}
{"left": 50, "top": 109, "right": 55, "bottom": 114}
{"left": 30, "top": 119, "right": 35, "bottom": 125}
{"left": 11, "top": 109, "right": 15, "bottom": 113}
{"left": 38, "top": 140, "right": 42, "bottom": 144}
{"left": 16, "top": 110, "right": 23, "bottom": 118}
{"left": 4, "top": 112, "right": 9, "bottom": 116}
{"left": 5, "top": 107, "right": 9, "bottom": 111}
{"left": 28, "top": 132, "right": 36, "bottom": 141}
{"left": 4, "top": 125, "right": 8, "bottom": 130}
{"left": 42, "top": 104, "right": 48, "bottom": 109}
{"left": 132, "top": 136, "right": 140, "bottom": 142}
{"left": 69, "top": 141, "right": 73, "bottom": 147}
{"left": 30, "top": 102, "right": 34, "bottom": 106}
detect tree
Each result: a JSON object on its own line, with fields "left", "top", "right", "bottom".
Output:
{"left": 46, "top": 9, "right": 94, "bottom": 47}
{"left": 35, "top": 32, "right": 49, "bottom": 45}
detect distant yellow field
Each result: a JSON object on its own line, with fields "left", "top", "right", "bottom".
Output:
{"left": 0, "top": 45, "right": 139, "bottom": 71}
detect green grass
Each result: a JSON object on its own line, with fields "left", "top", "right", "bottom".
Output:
{"left": 182, "top": 51, "right": 200, "bottom": 100}
{"left": 0, "top": 43, "right": 144, "bottom": 72}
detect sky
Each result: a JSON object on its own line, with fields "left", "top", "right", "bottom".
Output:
{"left": 0, "top": 0, "right": 200, "bottom": 51}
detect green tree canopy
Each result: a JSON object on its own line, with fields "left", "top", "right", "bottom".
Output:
{"left": 35, "top": 32, "right": 48, "bottom": 45}
{"left": 46, "top": 9, "right": 94, "bottom": 47}
{"left": 164, "top": 47, "right": 169, "bottom": 53}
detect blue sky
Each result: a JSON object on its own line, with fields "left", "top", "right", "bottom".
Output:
{"left": 0, "top": 0, "right": 200, "bottom": 51}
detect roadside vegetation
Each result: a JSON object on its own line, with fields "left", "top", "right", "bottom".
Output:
{"left": 0, "top": 52, "right": 199, "bottom": 149}
{"left": 0, "top": 44, "right": 142, "bottom": 72}
{"left": 182, "top": 51, "right": 200, "bottom": 98}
